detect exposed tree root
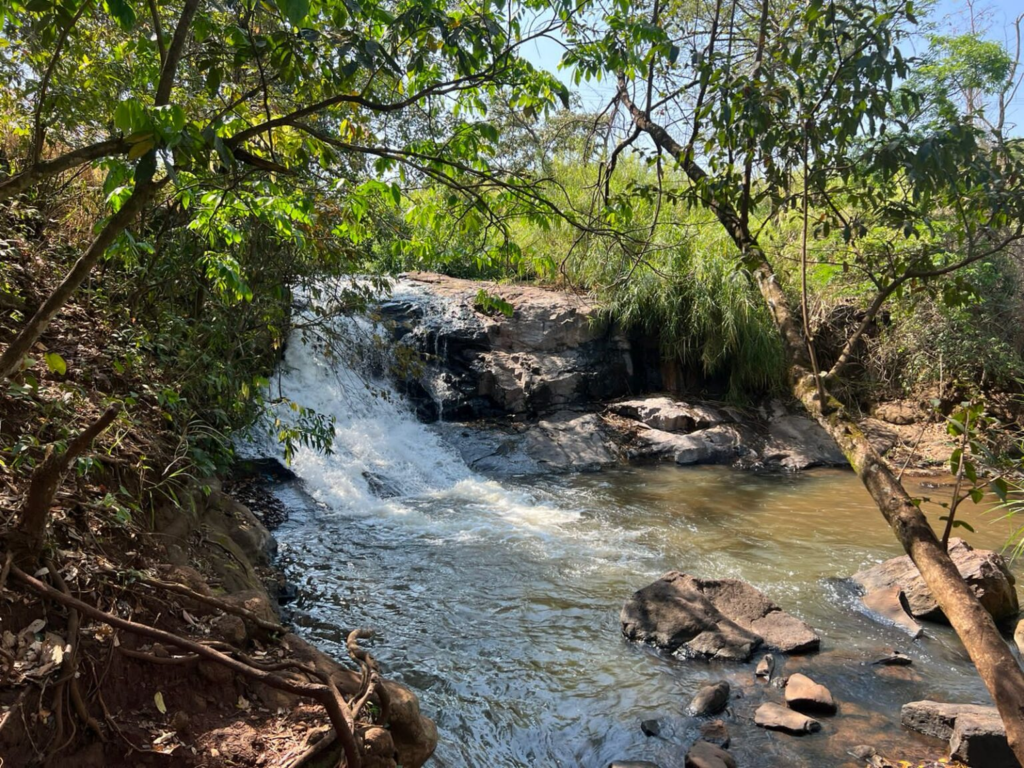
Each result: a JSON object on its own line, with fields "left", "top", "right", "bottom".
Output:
{"left": 9, "top": 561, "right": 366, "bottom": 768}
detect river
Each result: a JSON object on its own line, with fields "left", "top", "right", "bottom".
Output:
{"left": 263, "top": 323, "right": 1024, "bottom": 768}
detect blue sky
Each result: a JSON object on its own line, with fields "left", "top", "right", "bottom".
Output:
{"left": 520, "top": 0, "right": 1024, "bottom": 136}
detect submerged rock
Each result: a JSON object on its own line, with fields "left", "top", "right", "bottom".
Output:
{"left": 685, "top": 740, "right": 737, "bottom": 768}
{"left": 699, "top": 719, "right": 731, "bottom": 748}
{"left": 901, "top": 700, "right": 1019, "bottom": 768}
{"left": 784, "top": 673, "right": 837, "bottom": 715}
{"left": 621, "top": 572, "right": 820, "bottom": 661}
{"left": 609, "top": 762, "right": 661, "bottom": 768}
{"left": 854, "top": 539, "right": 1018, "bottom": 623}
{"left": 640, "top": 719, "right": 661, "bottom": 738}
{"left": 754, "top": 702, "right": 822, "bottom": 735}
{"left": 688, "top": 681, "right": 731, "bottom": 716}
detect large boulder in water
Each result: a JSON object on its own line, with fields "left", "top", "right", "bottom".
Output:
{"left": 621, "top": 572, "right": 820, "bottom": 661}
{"left": 854, "top": 539, "right": 1019, "bottom": 623}
{"left": 902, "top": 700, "right": 1020, "bottom": 768}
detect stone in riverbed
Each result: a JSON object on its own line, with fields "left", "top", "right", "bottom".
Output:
{"left": 688, "top": 681, "right": 730, "bottom": 716}
{"left": 640, "top": 719, "right": 661, "bottom": 738}
{"left": 861, "top": 585, "right": 923, "bottom": 638}
{"left": 784, "top": 673, "right": 836, "bottom": 715}
{"left": 901, "top": 700, "right": 1019, "bottom": 768}
{"left": 755, "top": 653, "right": 775, "bottom": 680}
{"left": 854, "top": 539, "right": 1018, "bottom": 623}
{"left": 699, "top": 720, "right": 731, "bottom": 748}
{"left": 754, "top": 702, "right": 822, "bottom": 735}
{"left": 685, "top": 740, "right": 737, "bottom": 768}
{"left": 620, "top": 572, "right": 819, "bottom": 661}
{"left": 609, "top": 762, "right": 661, "bottom": 768}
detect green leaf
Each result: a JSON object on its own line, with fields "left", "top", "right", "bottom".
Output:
{"left": 154, "top": 691, "right": 167, "bottom": 714}
{"left": 44, "top": 352, "right": 67, "bottom": 376}
{"left": 276, "top": 0, "right": 309, "bottom": 26}
{"left": 102, "top": 0, "right": 136, "bottom": 30}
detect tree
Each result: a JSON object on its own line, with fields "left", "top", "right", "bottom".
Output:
{"left": 0, "top": 0, "right": 574, "bottom": 378}
{"left": 562, "top": 0, "right": 1024, "bottom": 756}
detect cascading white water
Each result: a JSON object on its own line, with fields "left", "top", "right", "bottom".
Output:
{"left": 260, "top": 305, "right": 584, "bottom": 540}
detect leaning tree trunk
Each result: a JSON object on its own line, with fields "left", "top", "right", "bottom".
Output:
{"left": 0, "top": 0, "right": 202, "bottom": 380}
{"left": 617, "top": 83, "right": 1024, "bottom": 762}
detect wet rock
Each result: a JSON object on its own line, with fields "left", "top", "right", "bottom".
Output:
{"left": 384, "top": 273, "right": 639, "bottom": 420}
{"left": 854, "top": 539, "right": 1018, "bottom": 623}
{"left": 699, "top": 720, "right": 731, "bottom": 748}
{"left": 784, "top": 673, "right": 836, "bottom": 715}
{"left": 951, "top": 711, "right": 1020, "bottom": 768}
{"left": 872, "top": 649, "right": 912, "bottom": 666}
{"left": 754, "top": 703, "right": 822, "bottom": 735}
{"left": 860, "top": 585, "right": 923, "bottom": 638}
{"left": 521, "top": 411, "right": 619, "bottom": 471}
{"left": 688, "top": 681, "right": 730, "bottom": 716}
{"left": 755, "top": 653, "right": 775, "bottom": 680}
{"left": 901, "top": 700, "right": 999, "bottom": 740}
{"left": 640, "top": 719, "right": 661, "bottom": 737}
{"left": 610, "top": 397, "right": 725, "bottom": 433}
{"left": 851, "top": 745, "right": 877, "bottom": 759}
{"left": 902, "top": 700, "right": 1019, "bottom": 768}
{"left": 621, "top": 572, "right": 819, "bottom": 660}
{"left": 685, "top": 740, "right": 737, "bottom": 768}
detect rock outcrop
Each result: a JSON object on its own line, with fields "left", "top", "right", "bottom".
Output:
{"left": 621, "top": 572, "right": 820, "bottom": 661}
{"left": 901, "top": 700, "right": 1020, "bottom": 768}
{"left": 381, "top": 273, "right": 642, "bottom": 421}
{"left": 383, "top": 275, "right": 851, "bottom": 474}
{"left": 854, "top": 539, "right": 1019, "bottom": 624}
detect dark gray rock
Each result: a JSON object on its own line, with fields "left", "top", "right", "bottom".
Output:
{"left": 688, "top": 681, "right": 730, "bottom": 716}
{"left": 609, "top": 763, "right": 661, "bottom": 768}
{"left": 784, "top": 673, "right": 836, "bottom": 715}
{"left": 854, "top": 539, "right": 1018, "bottom": 623}
{"left": 621, "top": 572, "right": 819, "bottom": 661}
{"left": 685, "top": 740, "right": 737, "bottom": 768}
{"left": 640, "top": 719, "right": 661, "bottom": 738}
{"left": 754, "top": 703, "right": 821, "bottom": 735}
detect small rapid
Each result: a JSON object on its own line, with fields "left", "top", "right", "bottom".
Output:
{"left": 262, "top": 307, "right": 1022, "bottom": 768}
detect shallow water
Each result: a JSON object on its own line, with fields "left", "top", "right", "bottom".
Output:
{"left": 274, "top": 463, "right": 1024, "bottom": 768}
{"left": 265, "top": 324, "right": 1024, "bottom": 768}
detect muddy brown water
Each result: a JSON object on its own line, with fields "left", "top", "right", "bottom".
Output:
{"left": 271, "top": 463, "right": 1024, "bottom": 768}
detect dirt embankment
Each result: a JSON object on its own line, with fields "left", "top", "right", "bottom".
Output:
{"left": 0, "top": 471, "right": 438, "bottom": 767}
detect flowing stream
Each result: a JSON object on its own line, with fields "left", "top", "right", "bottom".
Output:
{"left": 264, "top": 322, "right": 1024, "bottom": 768}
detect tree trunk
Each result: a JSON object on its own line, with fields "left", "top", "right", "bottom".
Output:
{"left": 617, "top": 83, "right": 1024, "bottom": 763}
{"left": 12, "top": 404, "right": 121, "bottom": 562}
{"left": 0, "top": 0, "right": 201, "bottom": 379}
{"left": 0, "top": 182, "right": 157, "bottom": 379}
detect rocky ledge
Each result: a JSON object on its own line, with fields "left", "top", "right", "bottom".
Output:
{"left": 379, "top": 273, "right": 853, "bottom": 475}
